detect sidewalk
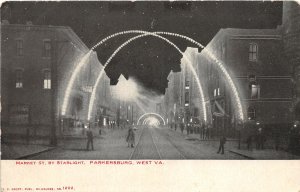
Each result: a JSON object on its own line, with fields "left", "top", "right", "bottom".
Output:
{"left": 1, "top": 127, "right": 113, "bottom": 159}
{"left": 1, "top": 143, "right": 55, "bottom": 159}
{"left": 168, "top": 127, "right": 300, "bottom": 160}
{"left": 229, "top": 148, "right": 300, "bottom": 160}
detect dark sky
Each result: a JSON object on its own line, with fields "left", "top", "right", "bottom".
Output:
{"left": 1, "top": 1, "right": 283, "bottom": 94}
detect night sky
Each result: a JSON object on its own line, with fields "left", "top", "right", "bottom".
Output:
{"left": 1, "top": 1, "right": 283, "bottom": 94}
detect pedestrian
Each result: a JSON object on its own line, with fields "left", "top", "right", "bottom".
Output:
{"left": 257, "top": 127, "right": 265, "bottom": 150}
{"left": 288, "top": 122, "right": 298, "bottom": 153}
{"left": 246, "top": 135, "right": 252, "bottom": 150}
{"left": 99, "top": 127, "right": 102, "bottom": 135}
{"left": 26, "top": 127, "right": 30, "bottom": 145}
{"left": 274, "top": 130, "right": 280, "bottom": 151}
{"left": 126, "top": 127, "right": 135, "bottom": 148}
{"left": 217, "top": 135, "right": 226, "bottom": 154}
{"left": 180, "top": 123, "right": 184, "bottom": 134}
{"left": 204, "top": 127, "right": 208, "bottom": 140}
{"left": 200, "top": 124, "right": 205, "bottom": 139}
{"left": 86, "top": 128, "right": 94, "bottom": 151}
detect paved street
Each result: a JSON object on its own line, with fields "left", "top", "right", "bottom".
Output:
{"left": 27, "top": 126, "right": 246, "bottom": 160}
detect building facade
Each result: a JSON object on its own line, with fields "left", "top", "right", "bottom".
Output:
{"left": 1, "top": 21, "right": 114, "bottom": 141}
{"left": 164, "top": 2, "right": 299, "bottom": 140}
{"left": 282, "top": 1, "right": 300, "bottom": 120}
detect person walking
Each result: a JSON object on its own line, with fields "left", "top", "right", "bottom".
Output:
{"left": 26, "top": 127, "right": 30, "bottom": 145}
{"left": 180, "top": 123, "right": 184, "bottom": 134}
{"left": 257, "top": 127, "right": 265, "bottom": 150}
{"left": 246, "top": 135, "right": 252, "bottom": 150}
{"left": 274, "top": 130, "right": 280, "bottom": 151}
{"left": 288, "top": 122, "right": 298, "bottom": 153}
{"left": 217, "top": 135, "right": 227, "bottom": 154}
{"left": 86, "top": 128, "right": 94, "bottom": 151}
{"left": 126, "top": 127, "right": 135, "bottom": 148}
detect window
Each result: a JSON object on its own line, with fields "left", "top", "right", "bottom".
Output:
{"left": 15, "top": 70, "right": 23, "bottom": 88}
{"left": 217, "top": 88, "right": 220, "bottom": 96}
{"left": 185, "top": 80, "right": 189, "bottom": 89}
{"left": 16, "top": 39, "right": 23, "bottom": 56}
{"left": 108, "top": 2, "right": 135, "bottom": 11}
{"left": 247, "top": 107, "right": 256, "bottom": 120}
{"left": 250, "top": 84, "right": 260, "bottom": 99}
{"left": 164, "top": 2, "right": 192, "bottom": 11}
{"left": 185, "top": 91, "right": 189, "bottom": 105}
{"left": 43, "top": 70, "right": 51, "bottom": 89}
{"left": 214, "top": 89, "right": 217, "bottom": 97}
{"left": 249, "top": 43, "right": 258, "bottom": 62}
{"left": 43, "top": 40, "right": 51, "bottom": 58}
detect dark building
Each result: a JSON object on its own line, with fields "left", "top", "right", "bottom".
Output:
{"left": 164, "top": 2, "right": 299, "bottom": 143}
{"left": 200, "top": 28, "right": 293, "bottom": 138}
{"left": 1, "top": 21, "right": 113, "bottom": 142}
{"left": 282, "top": 2, "right": 300, "bottom": 120}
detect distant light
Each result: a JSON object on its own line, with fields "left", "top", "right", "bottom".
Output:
{"left": 185, "top": 103, "right": 189, "bottom": 107}
{"left": 103, "top": 118, "right": 106, "bottom": 126}
{"left": 111, "top": 75, "right": 138, "bottom": 101}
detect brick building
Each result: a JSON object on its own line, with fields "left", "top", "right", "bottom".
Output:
{"left": 1, "top": 21, "right": 113, "bottom": 141}
{"left": 163, "top": 2, "right": 299, "bottom": 140}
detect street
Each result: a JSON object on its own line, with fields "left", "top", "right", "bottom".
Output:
{"left": 28, "top": 126, "right": 245, "bottom": 160}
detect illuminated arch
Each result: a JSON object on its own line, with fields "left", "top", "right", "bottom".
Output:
{"left": 61, "top": 30, "right": 244, "bottom": 124}
{"left": 87, "top": 32, "right": 207, "bottom": 123}
{"left": 137, "top": 113, "right": 166, "bottom": 125}
{"left": 62, "top": 30, "right": 205, "bottom": 117}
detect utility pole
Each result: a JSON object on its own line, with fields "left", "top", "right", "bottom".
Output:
{"left": 50, "top": 38, "right": 68, "bottom": 146}
{"left": 131, "top": 104, "right": 133, "bottom": 124}
{"left": 50, "top": 39, "right": 58, "bottom": 146}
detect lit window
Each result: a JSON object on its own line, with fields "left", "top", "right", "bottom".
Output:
{"left": 249, "top": 43, "right": 258, "bottom": 62}
{"left": 15, "top": 70, "right": 23, "bottom": 88}
{"left": 43, "top": 40, "right": 51, "bottom": 57}
{"left": 217, "top": 88, "right": 220, "bottom": 96}
{"left": 247, "top": 107, "right": 256, "bottom": 120}
{"left": 214, "top": 89, "right": 217, "bottom": 97}
{"left": 43, "top": 70, "right": 51, "bottom": 89}
{"left": 185, "top": 80, "right": 189, "bottom": 89}
{"left": 185, "top": 91, "right": 189, "bottom": 104}
{"left": 250, "top": 84, "right": 260, "bottom": 99}
{"left": 16, "top": 39, "right": 23, "bottom": 56}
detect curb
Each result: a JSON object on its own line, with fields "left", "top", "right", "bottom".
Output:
{"left": 16, "top": 147, "right": 56, "bottom": 160}
{"left": 229, "top": 150, "right": 255, "bottom": 160}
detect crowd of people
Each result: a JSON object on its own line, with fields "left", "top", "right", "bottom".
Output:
{"left": 84, "top": 120, "right": 300, "bottom": 155}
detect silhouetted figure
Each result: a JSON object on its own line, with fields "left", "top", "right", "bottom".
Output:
{"left": 187, "top": 124, "right": 190, "bottom": 135}
{"left": 204, "top": 128, "right": 208, "bottom": 140}
{"left": 180, "top": 123, "right": 184, "bottom": 134}
{"left": 288, "top": 122, "right": 299, "bottom": 153}
{"left": 217, "top": 135, "right": 226, "bottom": 154}
{"left": 26, "top": 127, "right": 30, "bottom": 145}
{"left": 86, "top": 129, "right": 94, "bottom": 151}
{"left": 126, "top": 127, "right": 135, "bottom": 148}
{"left": 256, "top": 127, "right": 265, "bottom": 150}
{"left": 246, "top": 135, "right": 252, "bottom": 150}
